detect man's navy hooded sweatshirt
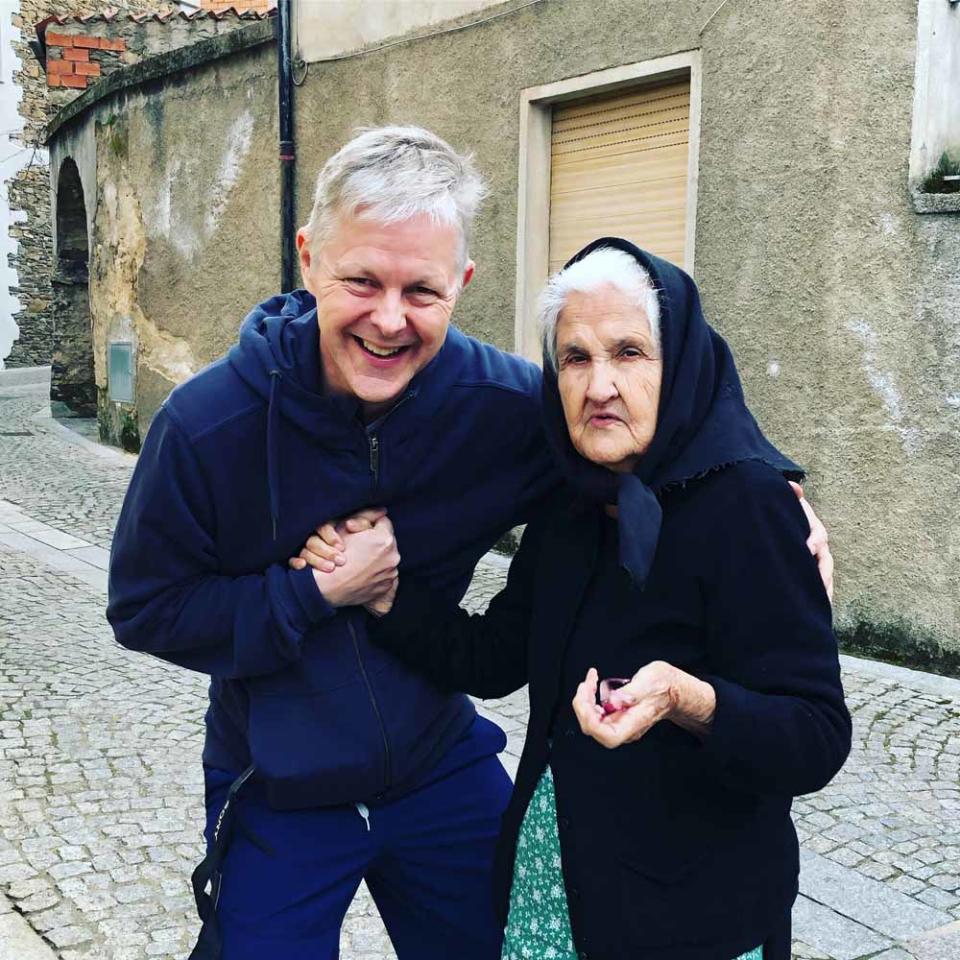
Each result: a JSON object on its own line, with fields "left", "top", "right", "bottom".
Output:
{"left": 107, "top": 291, "right": 556, "bottom": 810}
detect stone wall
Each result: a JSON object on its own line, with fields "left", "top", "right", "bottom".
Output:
{"left": 48, "top": 22, "right": 279, "bottom": 449}
{"left": 4, "top": 0, "right": 169, "bottom": 368}
{"left": 4, "top": 1, "right": 267, "bottom": 369}
{"left": 6, "top": 164, "right": 52, "bottom": 367}
{"left": 43, "top": 7, "right": 271, "bottom": 84}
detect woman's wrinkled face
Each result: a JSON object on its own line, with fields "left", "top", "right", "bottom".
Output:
{"left": 556, "top": 284, "right": 663, "bottom": 473}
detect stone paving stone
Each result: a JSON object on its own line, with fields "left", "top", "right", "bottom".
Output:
{"left": 906, "top": 922, "right": 960, "bottom": 960}
{"left": 917, "top": 887, "right": 960, "bottom": 910}
{"left": 800, "top": 849, "right": 953, "bottom": 940}
{"left": 0, "top": 905, "right": 60, "bottom": 960}
{"left": 8, "top": 525, "right": 89, "bottom": 551}
{"left": 791, "top": 940, "right": 832, "bottom": 960}
{"left": 63, "top": 546, "right": 111, "bottom": 571}
{"left": 791, "top": 894, "right": 892, "bottom": 960}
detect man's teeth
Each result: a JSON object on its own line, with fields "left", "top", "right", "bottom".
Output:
{"left": 361, "top": 339, "right": 404, "bottom": 358}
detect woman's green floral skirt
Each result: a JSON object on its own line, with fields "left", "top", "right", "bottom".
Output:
{"left": 501, "top": 766, "right": 763, "bottom": 960}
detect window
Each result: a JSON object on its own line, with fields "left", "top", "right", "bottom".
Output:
{"left": 909, "top": 0, "right": 960, "bottom": 209}
{"left": 515, "top": 52, "right": 701, "bottom": 358}
{"left": 548, "top": 79, "right": 691, "bottom": 273}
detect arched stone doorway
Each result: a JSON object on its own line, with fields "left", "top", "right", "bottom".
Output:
{"left": 50, "top": 158, "right": 96, "bottom": 416}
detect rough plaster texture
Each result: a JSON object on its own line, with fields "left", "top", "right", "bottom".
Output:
{"left": 49, "top": 39, "right": 279, "bottom": 447}
{"left": 293, "top": 0, "right": 959, "bottom": 656}
{"left": 692, "top": 1, "right": 960, "bottom": 660}
{"left": 294, "top": 0, "right": 502, "bottom": 62}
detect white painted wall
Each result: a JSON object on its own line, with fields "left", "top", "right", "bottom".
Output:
{"left": 909, "top": 0, "right": 960, "bottom": 183}
{"left": 1, "top": 0, "right": 48, "bottom": 368}
{"left": 294, "top": 0, "right": 502, "bottom": 63}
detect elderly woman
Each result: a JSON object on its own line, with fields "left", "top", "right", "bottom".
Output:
{"left": 319, "top": 238, "right": 851, "bottom": 960}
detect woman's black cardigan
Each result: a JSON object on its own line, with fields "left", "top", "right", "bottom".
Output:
{"left": 370, "top": 460, "right": 851, "bottom": 960}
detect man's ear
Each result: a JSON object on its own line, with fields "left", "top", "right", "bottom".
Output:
{"left": 461, "top": 260, "right": 475, "bottom": 290}
{"left": 296, "top": 228, "right": 312, "bottom": 281}
{"left": 297, "top": 227, "right": 310, "bottom": 269}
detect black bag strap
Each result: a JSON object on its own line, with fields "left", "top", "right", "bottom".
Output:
{"left": 188, "top": 764, "right": 257, "bottom": 960}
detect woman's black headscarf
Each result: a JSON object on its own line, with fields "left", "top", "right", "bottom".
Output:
{"left": 542, "top": 237, "right": 803, "bottom": 588}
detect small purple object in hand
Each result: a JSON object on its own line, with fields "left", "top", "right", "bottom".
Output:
{"left": 599, "top": 677, "right": 632, "bottom": 715}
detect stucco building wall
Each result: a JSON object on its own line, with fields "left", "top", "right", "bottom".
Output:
{"left": 290, "top": 0, "right": 959, "bottom": 659}
{"left": 49, "top": 32, "right": 279, "bottom": 448}
{"left": 293, "top": 0, "right": 502, "bottom": 62}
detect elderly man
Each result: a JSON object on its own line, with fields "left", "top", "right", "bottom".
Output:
{"left": 107, "top": 127, "right": 832, "bottom": 960}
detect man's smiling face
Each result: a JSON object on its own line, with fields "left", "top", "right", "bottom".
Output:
{"left": 297, "top": 211, "right": 474, "bottom": 420}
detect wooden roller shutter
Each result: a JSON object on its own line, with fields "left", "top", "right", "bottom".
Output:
{"left": 548, "top": 77, "right": 691, "bottom": 273}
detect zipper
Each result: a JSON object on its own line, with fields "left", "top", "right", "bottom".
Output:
{"left": 348, "top": 619, "right": 392, "bottom": 793}
{"left": 368, "top": 434, "right": 380, "bottom": 487}
{"left": 362, "top": 390, "right": 416, "bottom": 490}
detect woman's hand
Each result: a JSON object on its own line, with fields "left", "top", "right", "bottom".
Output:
{"left": 289, "top": 507, "right": 388, "bottom": 573}
{"left": 571, "top": 663, "right": 716, "bottom": 748}
{"left": 365, "top": 576, "right": 398, "bottom": 619}
{"left": 789, "top": 482, "right": 834, "bottom": 602}
{"left": 302, "top": 514, "right": 399, "bottom": 609}
{"left": 572, "top": 665, "right": 676, "bottom": 748}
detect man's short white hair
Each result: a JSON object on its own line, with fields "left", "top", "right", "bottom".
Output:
{"left": 302, "top": 126, "right": 487, "bottom": 272}
{"left": 537, "top": 247, "right": 661, "bottom": 372}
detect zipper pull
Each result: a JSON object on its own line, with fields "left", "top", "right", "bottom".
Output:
{"left": 356, "top": 802, "right": 371, "bottom": 832}
{"left": 369, "top": 435, "right": 380, "bottom": 484}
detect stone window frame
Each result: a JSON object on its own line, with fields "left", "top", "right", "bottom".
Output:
{"left": 513, "top": 50, "right": 703, "bottom": 359}
{"left": 908, "top": 0, "right": 960, "bottom": 214}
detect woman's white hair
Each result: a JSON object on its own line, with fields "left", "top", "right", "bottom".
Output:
{"left": 537, "top": 247, "right": 661, "bottom": 372}
{"left": 302, "top": 126, "right": 487, "bottom": 273}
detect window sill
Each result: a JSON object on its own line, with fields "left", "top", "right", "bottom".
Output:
{"left": 911, "top": 190, "right": 960, "bottom": 214}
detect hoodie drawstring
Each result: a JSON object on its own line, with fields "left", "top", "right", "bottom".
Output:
{"left": 267, "top": 370, "right": 282, "bottom": 541}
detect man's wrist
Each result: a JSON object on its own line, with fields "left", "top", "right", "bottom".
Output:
{"left": 311, "top": 567, "right": 343, "bottom": 608}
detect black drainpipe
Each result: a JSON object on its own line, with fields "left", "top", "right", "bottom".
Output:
{"left": 277, "top": 0, "right": 296, "bottom": 293}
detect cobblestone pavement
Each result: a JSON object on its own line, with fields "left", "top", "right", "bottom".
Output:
{"left": 1, "top": 367, "right": 958, "bottom": 960}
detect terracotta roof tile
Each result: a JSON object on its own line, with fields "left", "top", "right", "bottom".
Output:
{"left": 37, "top": 6, "right": 273, "bottom": 39}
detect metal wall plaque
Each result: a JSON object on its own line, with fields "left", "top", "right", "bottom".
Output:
{"left": 108, "top": 342, "right": 134, "bottom": 403}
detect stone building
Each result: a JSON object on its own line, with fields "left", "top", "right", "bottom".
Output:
{"left": 2, "top": 0, "right": 270, "bottom": 372}
{"left": 1, "top": 0, "right": 29, "bottom": 364}
{"left": 39, "top": 0, "right": 960, "bottom": 668}
{"left": 23, "top": 5, "right": 269, "bottom": 413}
{"left": 2, "top": 0, "right": 173, "bottom": 372}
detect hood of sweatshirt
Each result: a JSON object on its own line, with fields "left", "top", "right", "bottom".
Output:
{"left": 225, "top": 289, "right": 468, "bottom": 537}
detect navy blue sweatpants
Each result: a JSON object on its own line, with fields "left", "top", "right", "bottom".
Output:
{"left": 202, "top": 719, "right": 512, "bottom": 960}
